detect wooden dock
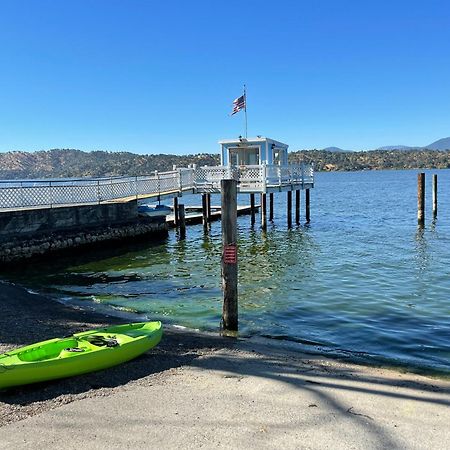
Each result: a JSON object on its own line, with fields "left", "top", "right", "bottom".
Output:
{"left": 166, "top": 204, "right": 259, "bottom": 226}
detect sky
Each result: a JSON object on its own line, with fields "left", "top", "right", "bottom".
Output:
{"left": 0, "top": 0, "right": 449, "bottom": 154}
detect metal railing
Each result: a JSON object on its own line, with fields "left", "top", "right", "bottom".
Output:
{"left": 0, "top": 164, "right": 313, "bottom": 210}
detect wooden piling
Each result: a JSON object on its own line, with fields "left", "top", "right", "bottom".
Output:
{"left": 221, "top": 179, "right": 238, "bottom": 332}
{"left": 202, "top": 193, "right": 208, "bottom": 229}
{"left": 287, "top": 190, "right": 292, "bottom": 228}
{"left": 269, "top": 193, "right": 274, "bottom": 221}
{"left": 295, "top": 190, "right": 300, "bottom": 224}
{"left": 432, "top": 174, "right": 437, "bottom": 218}
{"left": 250, "top": 193, "right": 256, "bottom": 225}
{"left": 206, "top": 193, "right": 212, "bottom": 222}
{"left": 173, "top": 197, "right": 179, "bottom": 227}
{"left": 305, "top": 189, "right": 310, "bottom": 223}
{"left": 418, "top": 172, "right": 425, "bottom": 226}
{"left": 178, "top": 204, "right": 186, "bottom": 239}
{"left": 261, "top": 193, "right": 267, "bottom": 230}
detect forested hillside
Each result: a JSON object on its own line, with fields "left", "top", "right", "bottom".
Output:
{"left": 289, "top": 149, "right": 450, "bottom": 171}
{"left": 0, "top": 149, "right": 220, "bottom": 179}
{"left": 0, "top": 148, "right": 449, "bottom": 179}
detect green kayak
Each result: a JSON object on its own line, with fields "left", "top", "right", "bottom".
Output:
{"left": 0, "top": 321, "right": 162, "bottom": 389}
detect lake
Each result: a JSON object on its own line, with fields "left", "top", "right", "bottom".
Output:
{"left": 6, "top": 169, "right": 450, "bottom": 376}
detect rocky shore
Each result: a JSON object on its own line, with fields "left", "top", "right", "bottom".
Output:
{"left": 0, "top": 220, "right": 167, "bottom": 265}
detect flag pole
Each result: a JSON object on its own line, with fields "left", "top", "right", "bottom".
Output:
{"left": 244, "top": 84, "right": 248, "bottom": 138}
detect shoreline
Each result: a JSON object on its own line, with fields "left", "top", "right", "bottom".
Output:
{"left": 4, "top": 278, "right": 449, "bottom": 381}
{"left": 1, "top": 281, "right": 450, "bottom": 447}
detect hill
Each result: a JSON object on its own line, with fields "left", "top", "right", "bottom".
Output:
{"left": 424, "top": 137, "right": 450, "bottom": 150}
{"left": 376, "top": 145, "right": 416, "bottom": 151}
{"left": 0, "top": 149, "right": 220, "bottom": 180}
{"left": 376, "top": 136, "right": 450, "bottom": 151}
{"left": 289, "top": 149, "right": 450, "bottom": 171}
{"left": 0, "top": 148, "right": 449, "bottom": 179}
{"left": 321, "top": 147, "right": 350, "bottom": 152}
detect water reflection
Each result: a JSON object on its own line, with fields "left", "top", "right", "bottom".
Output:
{"left": 4, "top": 169, "right": 450, "bottom": 375}
{"left": 414, "top": 226, "right": 430, "bottom": 274}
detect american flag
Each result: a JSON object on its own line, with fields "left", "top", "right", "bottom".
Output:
{"left": 231, "top": 94, "right": 246, "bottom": 115}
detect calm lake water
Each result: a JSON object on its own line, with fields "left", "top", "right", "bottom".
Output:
{"left": 6, "top": 169, "right": 450, "bottom": 376}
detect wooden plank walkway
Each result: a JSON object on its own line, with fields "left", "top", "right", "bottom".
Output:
{"left": 166, "top": 205, "right": 259, "bottom": 226}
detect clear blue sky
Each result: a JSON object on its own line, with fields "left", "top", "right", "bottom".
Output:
{"left": 1, "top": 0, "right": 449, "bottom": 154}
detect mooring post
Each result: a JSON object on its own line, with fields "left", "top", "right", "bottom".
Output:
{"left": 305, "top": 189, "right": 310, "bottom": 223}
{"left": 287, "top": 190, "right": 292, "bottom": 228}
{"left": 261, "top": 193, "right": 267, "bottom": 230}
{"left": 250, "top": 193, "right": 255, "bottom": 225}
{"left": 173, "top": 197, "right": 179, "bottom": 227}
{"left": 295, "top": 190, "right": 300, "bottom": 224}
{"left": 418, "top": 172, "right": 425, "bottom": 226}
{"left": 221, "top": 179, "right": 238, "bottom": 332}
{"left": 179, "top": 204, "right": 186, "bottom": 239}
{"left": 432, "top": 174, "right": 437, "bottom": 218}
{"left": 206, "top": 193, "right": 212, "bottom": 223}
{"left": 202, "top": 193, "right": 208, "bottom": 229}
{"left": 269, "top": 193, "right": 274, "bottom": 221}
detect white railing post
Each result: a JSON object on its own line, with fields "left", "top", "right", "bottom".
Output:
{"left": 262, "top": 163, "right": 267, "bottom": 192}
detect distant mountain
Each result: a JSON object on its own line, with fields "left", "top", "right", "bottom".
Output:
{"left": 376, "top": 145, "right": 416, "bottom": 151}
{"left": 376, "top": 136, "right": 450, "bottom": 151}
{"left": 322, "top": 146, "right": 350, "bottom": 152}
{"left": 424, "top": 137, "right": 450, "bottom": 150}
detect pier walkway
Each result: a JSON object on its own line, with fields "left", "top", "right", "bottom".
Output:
{"left": 0, "top": 164, "right": 313, "bottom": 211}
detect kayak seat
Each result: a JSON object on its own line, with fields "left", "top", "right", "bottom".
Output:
{"left": 17, "top": 339, "right": 80, "bottom": 362}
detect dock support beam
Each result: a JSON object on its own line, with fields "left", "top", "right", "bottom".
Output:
{"left": 432, "top": 174, "right": 438, "bottom": 218}
{"left": 250, "top": 193, "right": 256, "bottom": 225}
{"left": 287, "top": 190, "right": 292, "bottom": 228}
{"left": 295, "top": 190, "right": 300, "bottom": 224}
{"left": 173, "top": 197, "right": 179, "bottom": 227}
{"left": 206, "top": 193, "right": 212, "bottom": 222}
{"left": 261, "top": 193, "right": 267, "bottom": 230}
{"left": 269, "top": 193, "right": 274, "bottom": 221}
{"left": 179, "top": 204, "right": 186, "bottom": 239}
{"left": 221, "top": 179, "right": 238, "bottom": 333}
{"left": 202, "top": 194, "right": 208, "bottom": 229}
{"left": 418, "top": 172, "right": 425, "bottom": 226}
{"left": 305, "top": 189, "right": 310, "bottom": 223}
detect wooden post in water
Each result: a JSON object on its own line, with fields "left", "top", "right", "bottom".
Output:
{"left": 206, "top": 193, "right": 212, "bottom": 223}
{"left": 269, "top": 193, "right": 274, "bottom": 221}
{"left": 287, "top": 190, "right": 292, "bottom": 228}
{"left": 418, "top": 172, "right": 425, "bottom": 226}
{"left": 295, "top": 190, "right": 300, "bottom": 225}
{"left": 261, "top": 193, "right": 267, "bottom": 230}
{"left": 202, "top": 193, "right": 208, "bottom": 229}
{"left": 432, "top": 174, "right": 437, "bottom": 218}
{"left": 178, "top": 204, "right": 186, "bottom": 239}
{"left": 173, "top": 197, "right": 179, "bottom": 227}
{"left": 250, "top": 193, "right": 256, "bottom": 225}
{"left": 305, "top": 189, "right": 311, "bottom": 223}
{"left": 221, "top": 179, "right": 238, "bottom": 332}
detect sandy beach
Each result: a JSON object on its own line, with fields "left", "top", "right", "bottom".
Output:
{"left": 1, "top": 281, "right": 449, "bottom": 449}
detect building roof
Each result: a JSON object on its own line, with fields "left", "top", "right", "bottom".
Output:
{"left": 218, "top": 137, "right": 288, "bottom": 148}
